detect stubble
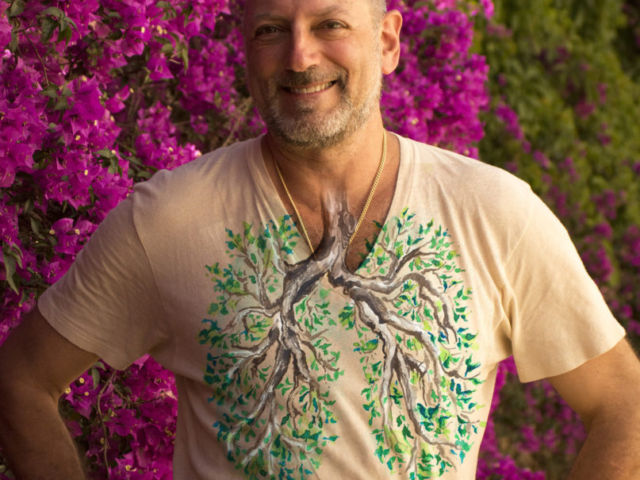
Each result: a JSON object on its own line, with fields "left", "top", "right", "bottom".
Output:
{"left": 256, "top": 52, "right": 383, "bottom": 149}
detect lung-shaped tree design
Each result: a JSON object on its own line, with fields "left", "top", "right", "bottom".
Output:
{"left": 198, "top": 200, "right": 481, "bottom": 480}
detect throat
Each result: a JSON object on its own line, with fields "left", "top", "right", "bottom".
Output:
{"left": 275, "top": 132, "right": 390, "bottom": 256}
{"left": 292, "top": 195, "right": 390, "bottom": 272}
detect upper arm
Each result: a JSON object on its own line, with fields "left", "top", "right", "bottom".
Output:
{"left": 548, "top": 338, "right": 640, "bottom": 429}
{"left": 0, "top": 306, "right": 98, "bottom": 399}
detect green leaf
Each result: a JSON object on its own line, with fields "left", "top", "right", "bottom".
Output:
{"left": 41, "top": 7, "right": 65, "bottom": 19}
{"left": 9, "top": 30, "right": 19, "bottom": 53}
{"left": 40, "top": 17, "right": 57, "bottom": 43}
{"left": 2, "top": 250, "right": 19, "bottom": 294}
{"left": 91, "top": 367, "right": 100, "bottom": 389}
{"left": 161, "top": 42, "right": 174, "bottom": 56}
{"left": 57, "top": 23, "right": 73, "bottom": 44}
{"left": 8, "top": 0, "right": 25, "bottom": 17}
{"left": 29, "top": 217, "right": 42, "bottom": 237}
{"left": 41, "top": 84, "right": 58, "bottom": 99}
{"left": 176, "top": 41, "right": 189, "bottom": 70}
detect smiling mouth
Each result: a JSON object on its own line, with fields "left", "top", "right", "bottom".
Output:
{"left": 283, "top": 81, "right": 337, "bottom": 95}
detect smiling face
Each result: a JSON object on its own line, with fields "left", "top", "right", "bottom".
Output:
{"left": 243, "top": 0, "right": 387, "bottom": 149}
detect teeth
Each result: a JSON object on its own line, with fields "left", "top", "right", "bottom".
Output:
{"left": 289, "top": 82, "right": 333, "bottom": 94}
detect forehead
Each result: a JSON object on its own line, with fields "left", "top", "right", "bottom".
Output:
{"left": 243, "top": 0, "right": 373, "bottom": 24}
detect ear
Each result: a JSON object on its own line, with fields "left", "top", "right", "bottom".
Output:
{"left": 380, "top": 10, "right": 403, "bottom": 75}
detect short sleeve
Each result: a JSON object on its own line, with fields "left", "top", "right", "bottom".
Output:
{"left": 504, "top": 190, "right": 625, "bottom": 382}
{"left": 38, "top": 197, "right": 169, "bottom": 370}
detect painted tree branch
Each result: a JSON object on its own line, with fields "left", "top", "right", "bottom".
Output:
{"left": 201, "top": 198, "right": 480, "bottom": 478}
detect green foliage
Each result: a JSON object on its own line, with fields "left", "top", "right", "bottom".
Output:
{"left": 475, "top": 1, "right": 640, "bottom": 477}
{"left": 614, "top": 2, "right": 640, "bottom": 81}
{"left": 477, "top": 0, "right": 640, "bottom": 294}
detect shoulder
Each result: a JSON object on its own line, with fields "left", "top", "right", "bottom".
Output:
{"left": 396, "top": 135, "right": 553, "bottom": 260}
{"left": 134, "top": 136, "right": 261, "bottom": 201}
{"left": 128, "top": 136, "right": 263, "bottom": 234}
{"left": 398, "top": 134, "right": 535, "bottom": 211}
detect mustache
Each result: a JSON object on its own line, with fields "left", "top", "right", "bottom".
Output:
{"left": 277, "top": 69, "right": 346, "bottom": 88}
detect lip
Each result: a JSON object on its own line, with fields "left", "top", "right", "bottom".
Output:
{"left": 281, "top": 80, "right": 337, "bottom": 96}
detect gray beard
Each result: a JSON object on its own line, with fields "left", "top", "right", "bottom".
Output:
{"left": 258, "top": 70, "right": 382, "bottom": 149}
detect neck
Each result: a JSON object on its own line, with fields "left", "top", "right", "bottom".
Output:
{"left": 262, "top": 115, "right": 401, "bottom": 260}
{"left": 263, "top": 116, "right": 388, "bottom": 211}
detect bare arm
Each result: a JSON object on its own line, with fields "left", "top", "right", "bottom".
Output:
{"left": 0, "top": 307, "right": 98, "bottom": 480}
{"left": 548, "top": 338, "right": 640, "bottom": 480}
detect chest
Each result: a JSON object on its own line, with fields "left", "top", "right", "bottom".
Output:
{"left": 295, "top": 185, "right": 395, "bottom": 272}
{"left": 186, "top": 204, "right": 494, "bottom": 480}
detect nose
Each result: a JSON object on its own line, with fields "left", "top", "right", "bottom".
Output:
{"left": 287, "top": 28, "right": 319, "bottom": 72}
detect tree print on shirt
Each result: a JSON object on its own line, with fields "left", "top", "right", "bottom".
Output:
{"left": 198, "top": 199, "right": 482, "bottom": 480}
{"left": 347, "top": 209, "right": 482, "bottom": 477}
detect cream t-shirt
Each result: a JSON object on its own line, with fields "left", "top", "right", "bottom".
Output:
{"left": 39, "top": 135, "right": 625, "bottom": 480}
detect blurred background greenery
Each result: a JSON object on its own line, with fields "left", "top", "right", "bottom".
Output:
{"left": 476, "top": 0, "right": 640, "bottom": 477}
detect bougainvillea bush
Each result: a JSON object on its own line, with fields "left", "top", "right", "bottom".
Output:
{"left": 0, "top": 0, "right": 637, "bottom": 478}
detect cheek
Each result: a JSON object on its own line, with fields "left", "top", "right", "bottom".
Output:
{"left": 247, "top": 44, "right": 286, "bottom": 72}
{"left": 245, "top": 61, "right": 280, "bottom": 102}
{"left": 328, "top": 43, "right": 373, "bottom": 75}
{"left": 245, "top": 57, "right": 272, "bottom": 93}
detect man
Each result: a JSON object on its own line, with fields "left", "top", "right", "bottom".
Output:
{"left": 1, "top": 0, "right": 639, "bottom": 478}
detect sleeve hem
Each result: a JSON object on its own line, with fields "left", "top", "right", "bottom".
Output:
{"left": 38, "top": 293, "right": 135, "bottom": 371}
{"left": 516, "top": 325, "right": 626, "bottom": 383}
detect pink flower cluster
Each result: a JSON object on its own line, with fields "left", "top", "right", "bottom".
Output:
{"left": 0, "top": 0, "right": 236, "bottom": 478}
{"left": 384, "top": 0, "right": 491, "bottom": 157}
{"left": 60, "top": 357, "right": 177, "bottom": 479}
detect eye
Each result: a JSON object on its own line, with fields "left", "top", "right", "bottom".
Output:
{"left": 315, "top": 19, "right": 349, "bottom": 38}
{"left": 254, "top": 24, "right": 285, "bottom": 38}
{"left": 319, "top": 20, "right": 347, "bottom": 30}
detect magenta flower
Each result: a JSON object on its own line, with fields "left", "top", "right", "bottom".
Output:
{"left": 67, "top": 77, "right": 106, "bottom": 122}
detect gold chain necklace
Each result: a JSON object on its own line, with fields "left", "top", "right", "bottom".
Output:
{"left": 274, "top": 131, "right": 387, "bottom": 254}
